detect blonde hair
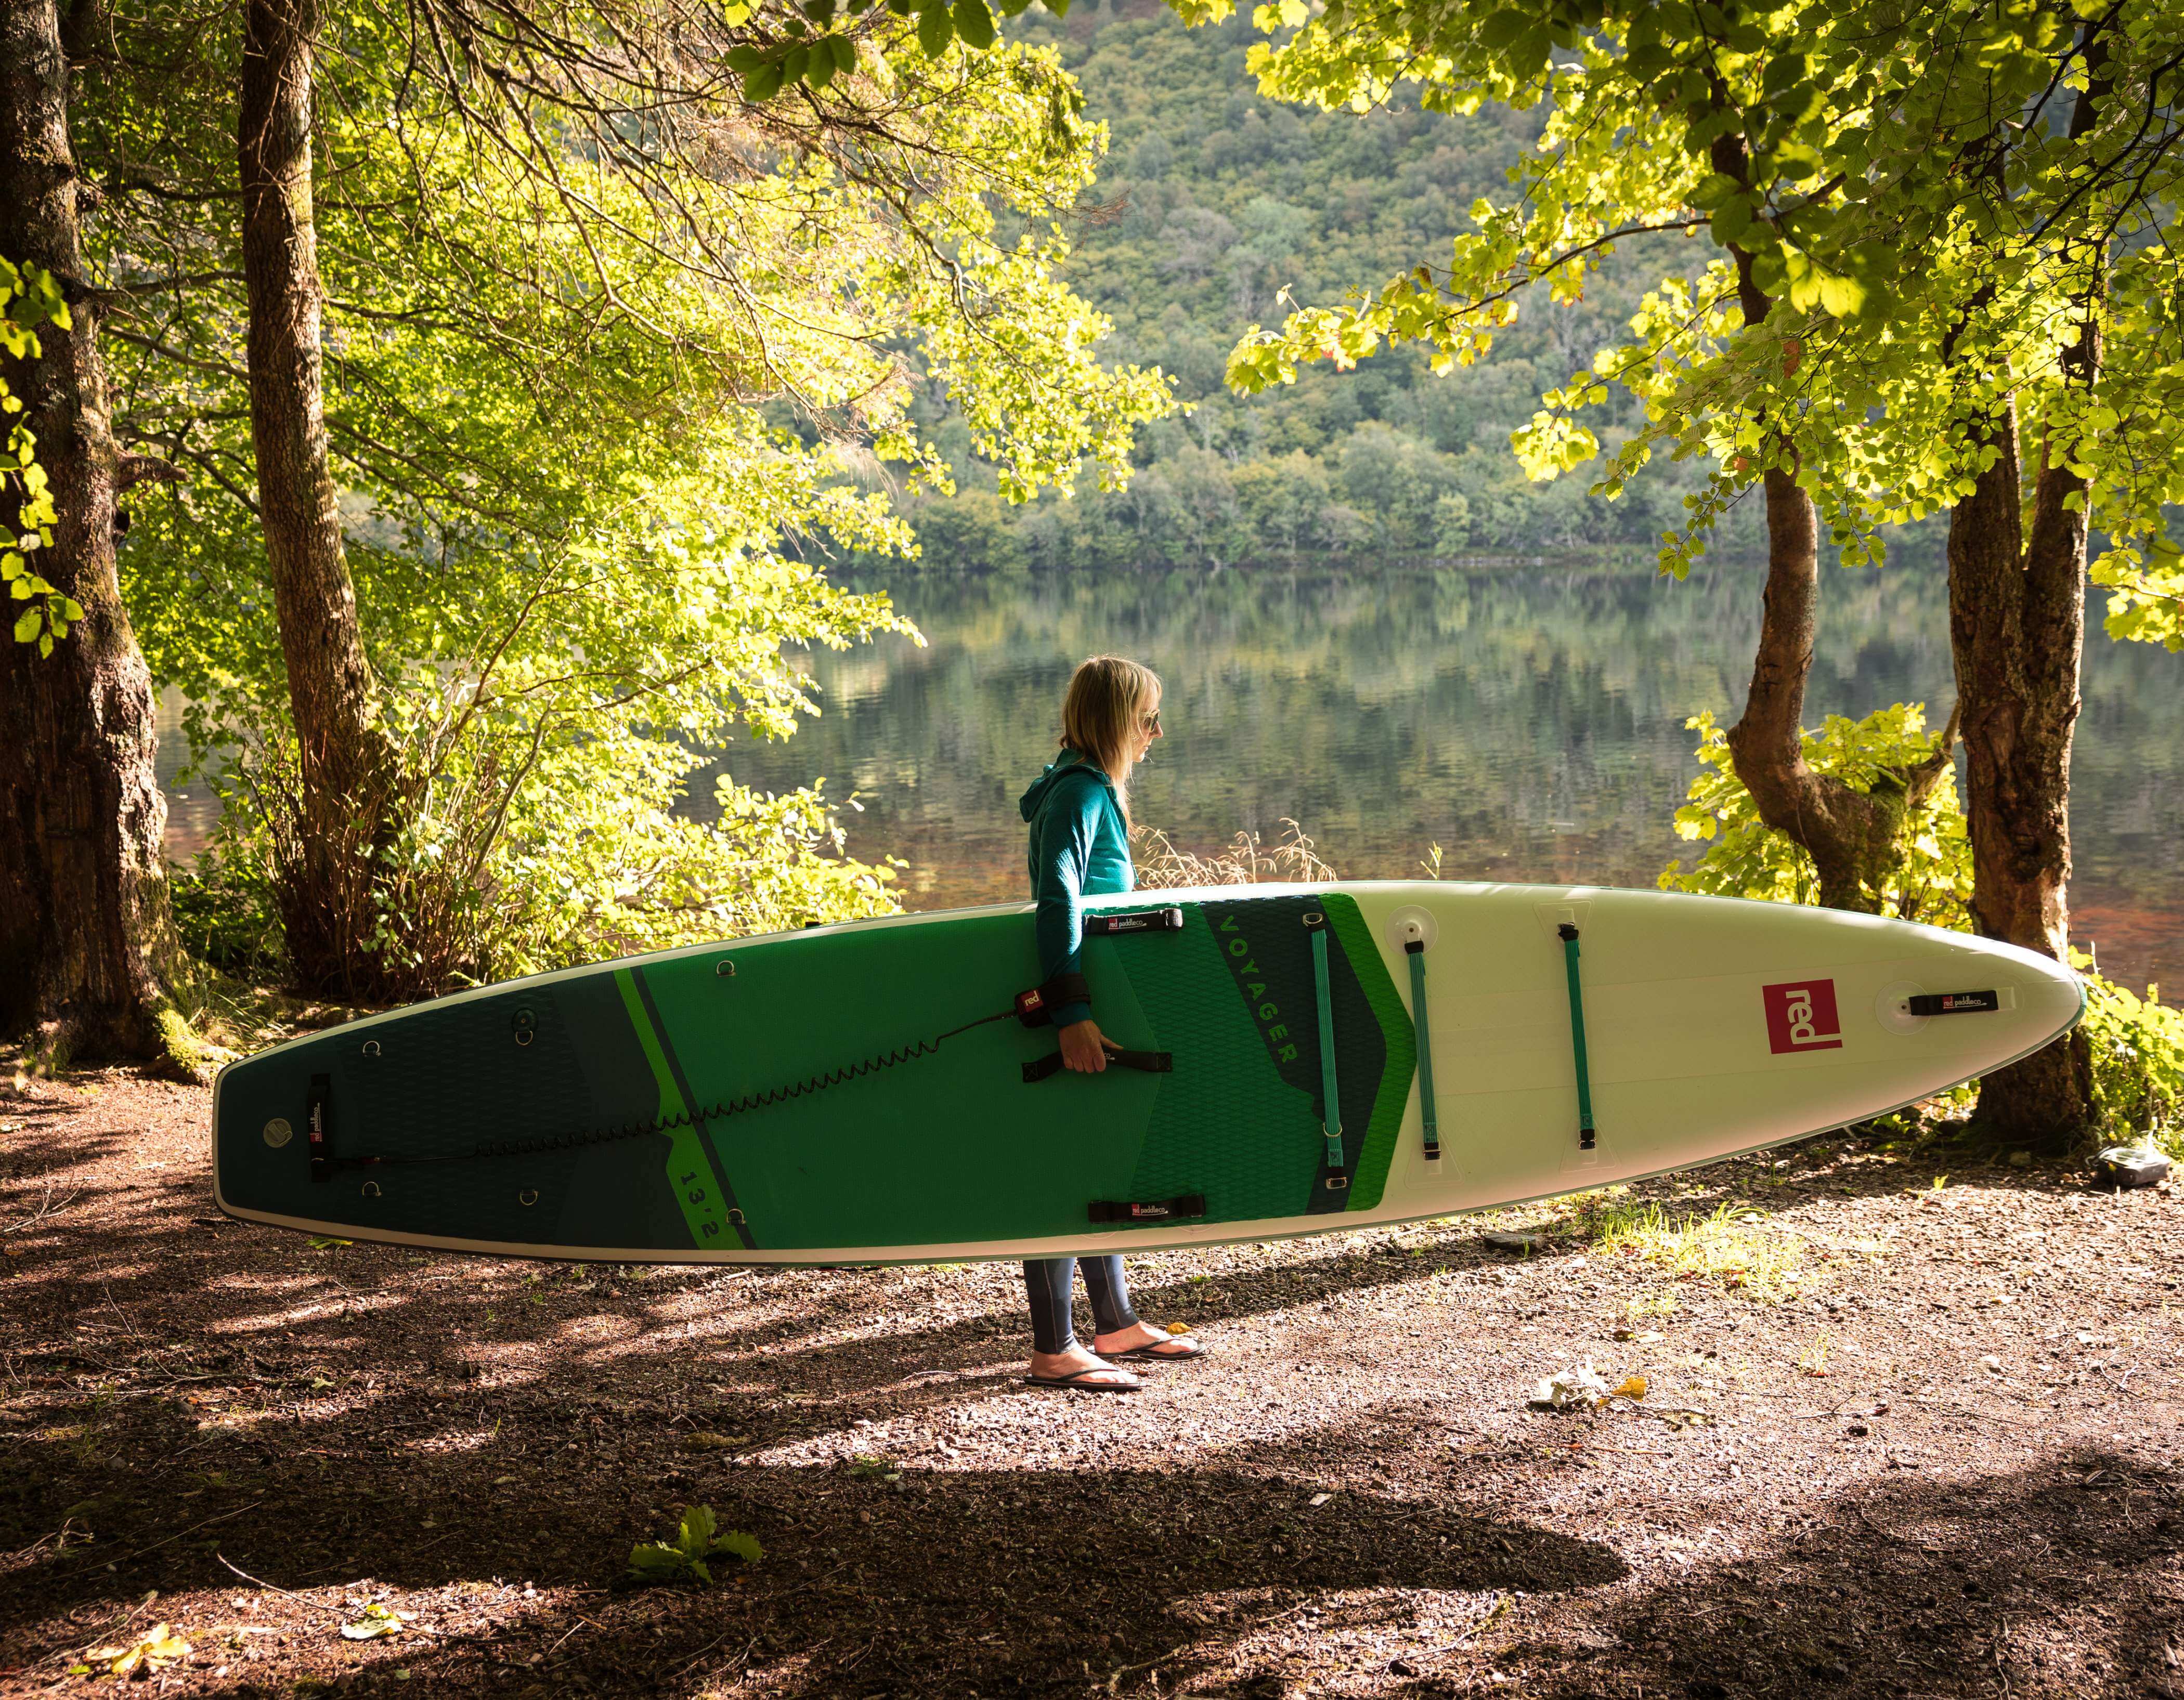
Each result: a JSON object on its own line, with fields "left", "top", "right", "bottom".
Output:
{"left": 1060, "top": 655, "right": 1162, "bottom": 824}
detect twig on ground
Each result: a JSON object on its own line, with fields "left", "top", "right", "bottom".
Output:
{"left": 58, "top": 1501, "right": 263, "bottom": 1576}
{"left": 1107, "top": 1643, "right": 1192, "bottom": 1694}
{"left": 670, "top": 1630, "right": 759, "bottom": 1681}
{"left": 544, "top": 1616, "right": 603, "bottom": 1658}
{"left": 215, "top": 1550, "right": 351, "bottom": 1619}
{"left": 1, "top": 1180, "right": 80, "bottom": 1233}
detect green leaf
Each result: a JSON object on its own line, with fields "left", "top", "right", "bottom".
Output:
{"left": 1686, "top": 173, "right": 1743, "bottom": 211}
{"left": 782, "top": 44, "right": 811, "bottom": 82}
{"left": 1710, "top": 198, "right": 1754, "bottom": 246}
{"left": 828, "top": 34, "right": 856, "bottom": 74}
{"left": 745, "top": 61, "right": 785, "bottom": 101}
{"left": 1816, "top": 272, "right": 1865, "bottom": 317}
{"left": 628, "top": 1506, "right": 758, "bottom": 1585}
{"left": 953, "top": 0, "right": 996, "bottom": 50}
{"left": 14, "top": 607, "right": 40, "bottom": 644}
{"left": 917, "top": 2, "right": 954, "bottom": 55}
{"left": 1477, "top": 9, "right": 1532, "bottom": 50}
{"left": 711, "top": 1528, "right": 763, "bottom": 1565}
{"left": 677, "top": 1503, "right": 719, "bottom": 1558}
{"left": 627, "top": 1541, "right": 688, "bottom": 1577}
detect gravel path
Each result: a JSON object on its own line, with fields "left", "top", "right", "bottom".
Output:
{"left": 3, "top": 1069, "right": 2180, "bottom": 1697}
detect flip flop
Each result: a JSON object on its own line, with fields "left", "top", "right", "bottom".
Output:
{"left": 1097, "top": 1329, "right": 1207, "bottom": 1362}
{"left": 1024, "top": 1365, "right": 1143, "bottom": 1393}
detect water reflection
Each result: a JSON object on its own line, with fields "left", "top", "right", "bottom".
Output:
{"left": 691, "top": 561, "right": 2184, "bottom": 992}
{"left": 150, "top": 562, "right": 2181, "bottom": 991}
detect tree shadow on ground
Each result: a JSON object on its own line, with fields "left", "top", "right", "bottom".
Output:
{"left": 1448, "top": 1445, "right": 2184, "bottom": 1700}
{"left": 4, "top": 1103, "right": 2127, "bottom": 1486}
{"left": 8, "top": 1083, "right": 2175, "bottom": 1697}
{"left": 10, "top": 1418, "right": 2177, "bottom": 1697}
{"left": 2, "top": 1406, "right": 1623, "bottom": 1694}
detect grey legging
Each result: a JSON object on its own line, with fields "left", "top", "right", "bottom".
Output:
{"left": 1023, "top": 1256, "right": 1138, "bottom": 1355}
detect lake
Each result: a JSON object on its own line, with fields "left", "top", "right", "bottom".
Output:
{"left": 159, "top": 558, "right": 2184, "bottom": 992}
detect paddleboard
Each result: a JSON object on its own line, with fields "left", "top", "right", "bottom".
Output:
{"left": 211, "top": 883, "right": 2084, "bottom": 1262}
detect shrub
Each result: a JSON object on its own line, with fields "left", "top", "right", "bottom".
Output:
{"left": 1660, "top": 703, "right": 1971, "bottom": 928}
{"left": 194, "top": 696, "right": 899, "bottom": 1001}
{"left": 2077, "top": 961, "right": 2184, "bottom": 1146}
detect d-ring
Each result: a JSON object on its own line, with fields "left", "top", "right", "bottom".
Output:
{"left": 518, "top": 1189, "right": 539, "bottom": 1206}
{"left": 361, "top": 1039, "right": 382, "bottom": 1058}
{"left": 362, "top": 1180, "right": 383, "bottom": 1198}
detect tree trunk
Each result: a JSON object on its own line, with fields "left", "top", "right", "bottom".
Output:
{"left": 1939, "top": 40, "right": 2103, "bottom": 1154}
{"left": 1709, "top": 172, "right": 1955, "bottom": 913}
{"left": 1722, "top": 469, "right": 1956, "bottom": 911}
{"left": 0, "top": 0, "right": 181, "bottom": 1067}
{"left": 239, "top": 0, "right": 393, "bottom": 998}
{"left": 1946, "top": 398, "right": 2097, "bottom": 1150}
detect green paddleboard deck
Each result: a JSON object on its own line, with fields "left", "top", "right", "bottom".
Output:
{"left": 213, "top": 893, "right": 1415, "bottom": 1260}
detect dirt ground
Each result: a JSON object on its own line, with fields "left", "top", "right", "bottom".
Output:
{"left": 3, "top": 1069, "right": 2182, "bottom": 1699}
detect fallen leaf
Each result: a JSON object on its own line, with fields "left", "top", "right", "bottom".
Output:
{"left": 86, "top": 1624, "right": 191, "bottom": 1677}
{"left": 340, "top": 1603, "right": 410, "bottom": 1641}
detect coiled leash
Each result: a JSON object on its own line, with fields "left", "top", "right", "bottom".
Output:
{"left": 316, "top": 908, "right": 1184, "bottom": 1172}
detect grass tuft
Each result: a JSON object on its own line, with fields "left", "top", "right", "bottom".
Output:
{"left": 1132, "top": 819, "right": 1338, "bottom": 888}
{"left": 1580, "top": 1198, "right": 1806, "bottom": 1301}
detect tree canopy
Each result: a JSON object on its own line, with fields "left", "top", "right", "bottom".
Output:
{"left": 1200, "top": 0, "right": 2183, "bottom": 652}
{"left": 81, "top": 0, "right": 1170, "bottom": 989}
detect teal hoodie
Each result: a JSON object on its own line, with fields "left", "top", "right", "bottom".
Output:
{"left": 1019, "top": 749, "right": 1135, "bottom": 1028}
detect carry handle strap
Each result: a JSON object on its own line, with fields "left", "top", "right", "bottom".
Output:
{"left": 1016, "top": 909, "right": 1186, "bottom": 1028}
{"left": 1021, "top": 1048, "right": 1174, "bottom": 1084}
{"left": 1082, "top": 906, "right": 1186, "bottom": 936}
{"left": 1405, "top": 939, "right": 1440, "bottom": 1159}
{"left": 1557, "top": 923, "right": 1596, "bottom": 1150}
{"left": 1087, "top": 1194, "right": 1205, "bottom": 1224}
{"left": 1304, "top": 911, "right": 1346, "bottom": 1183}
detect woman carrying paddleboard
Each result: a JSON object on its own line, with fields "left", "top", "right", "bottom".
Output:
{"left": 1017, "top": 657, "right": 1210, "bottom": 1393}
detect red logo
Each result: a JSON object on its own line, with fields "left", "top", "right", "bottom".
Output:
{"left": 1763, "top": 980, "right": 1843, "bottom": 1053}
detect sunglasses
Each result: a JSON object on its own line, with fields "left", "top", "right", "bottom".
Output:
{"left": 1141, "top": 709, "right": 1163, "bottom": 734}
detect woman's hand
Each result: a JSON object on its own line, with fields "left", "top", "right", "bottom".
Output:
{"left": 1058, "top": 1019, "right": 1115, "bottom": 1073}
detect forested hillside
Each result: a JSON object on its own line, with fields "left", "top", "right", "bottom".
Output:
{"left": 908, "top": 4, "right": 1746, "bottom": 569}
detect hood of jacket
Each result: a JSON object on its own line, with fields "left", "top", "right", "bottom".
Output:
{"left": 1018, "top": 749, "right": 1116, "bottom": 822}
